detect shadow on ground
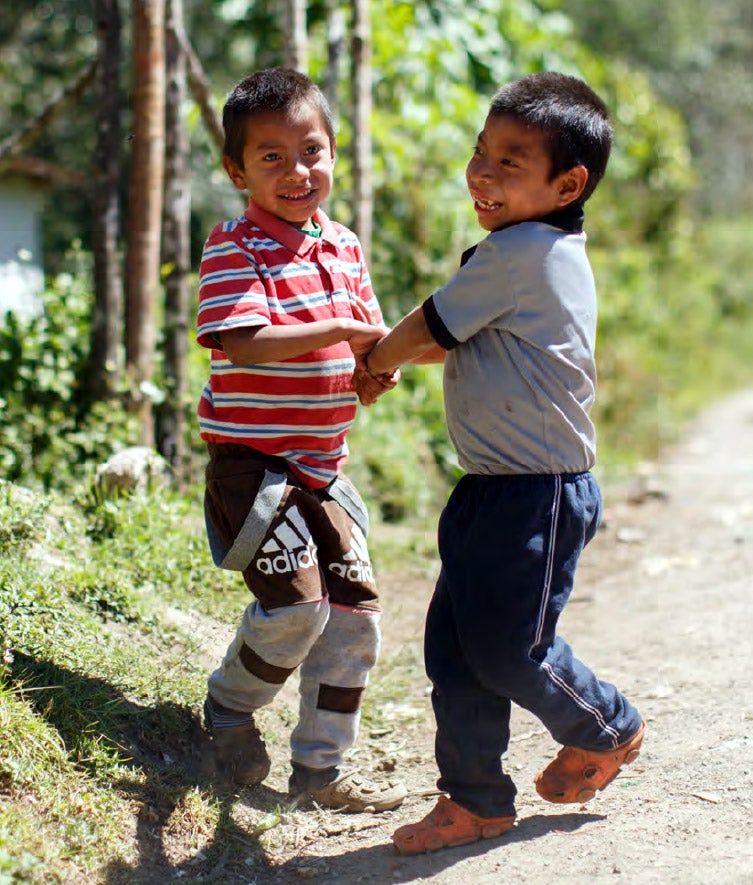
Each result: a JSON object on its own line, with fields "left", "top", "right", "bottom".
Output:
{"left": 11, "top": 651, "right": 606, "bottom": 883}
{"left": 10, "top": 652, "right": 290, "bottom": 882}
{"left": 241, "top": 810, "right": 606, "bottom": 884}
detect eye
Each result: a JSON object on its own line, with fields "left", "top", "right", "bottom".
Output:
{"left": 305, "top": 144, "right": 322, "bottom": 156}
{"left": 262, "top": 152, "right": 282, "bottom": 162}
{"left": 500, "top": 158, "right": 518, "bottom": 168}
{"left": 472, "top": 144, "right": 482, "bottom": 155}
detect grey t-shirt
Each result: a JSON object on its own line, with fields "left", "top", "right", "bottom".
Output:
{"left": 424, "top": 219, "right": 597, "bottom": 475}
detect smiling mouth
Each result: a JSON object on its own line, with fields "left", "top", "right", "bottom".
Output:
{"left": 472, "top": 195, "right": 502, "bottom": 211}
{"left": 280, "top": 189, "right": 315, "bottom": 202}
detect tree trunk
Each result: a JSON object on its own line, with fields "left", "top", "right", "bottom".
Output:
{"left": 89, "top": 0, "right": 123, "bottom": 402}
{"left": 350, "top": 0, "right": 372, "bottom": 257}
{"left": 283, "top": 0, "right": 308, "bottom": 72}
{"left": 325, "top": 1, "right": 345, "bottom": 122}
{"left": 160, "top": 0, "right": 191, "bottom": 483}
{"left": 126, "top": 0, "right": 166, "bottom": 445}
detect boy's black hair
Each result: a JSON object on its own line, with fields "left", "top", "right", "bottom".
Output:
{"left": 490, "top": 72, "right": 612, "bottom": 205}
{"left": 222, "top": 68, "right": 335, "bottom": 168}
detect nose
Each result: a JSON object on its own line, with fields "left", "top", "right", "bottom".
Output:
{"left": 467, "top": 154, "right": 492, "bottom": 184}
{"left": 286, "top": 155, "right": 310, "bottom": 181}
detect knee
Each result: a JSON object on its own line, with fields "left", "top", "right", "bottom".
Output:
{"left": 307, "top": 607, "right": 381, "bottom": 680}
{"left": 467, "top": 638, "right": 538, "bottom": 695}
{"left": 241, "top": 598, "right": 330, "bottom": 669}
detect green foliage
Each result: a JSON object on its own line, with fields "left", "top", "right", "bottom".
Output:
{"left": 0, "top": 475, "right": 306, "bottom": 879}
{"left": 0, "top": 266, "right": 138, "bottom": 492}
{"left": 558, "top": 0, "right": 753, "bottom": 212}
{"left": 348, "top": 363, "right": 455, "bottom": 523}
{"left": 0, "top": 484, "right": 45, "bottom": 556}
{"left": 582, "top": 60, "right": 695, "bottom": 248}
{"left": 78, "top": 486, "right": 239, "bottom": 620}
{"left": 591, "top": 215, "right": 753, "bottom": 467}
{"left": 348, "top": 0, "right": 602, "bottom": 313}
{"left": 0, "top": 0, "right": 747, "bottom": 504}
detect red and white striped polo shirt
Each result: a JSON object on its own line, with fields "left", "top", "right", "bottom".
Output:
{"left": 196, "top": 200, "right": 383, "bottom": 489}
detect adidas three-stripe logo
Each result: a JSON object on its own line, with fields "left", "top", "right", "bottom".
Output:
{"left": 255, "top": 504, "right": 318, "bottom": 575}
{"left": 328, "top": 523, "right": 374, "bottom": 584}
{"left": 254, "top": 506, "right": 373, "bottom": 584}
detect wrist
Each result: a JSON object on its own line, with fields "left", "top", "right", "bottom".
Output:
{"left": 365, "top": 351, "right": 380, "bottom": 377}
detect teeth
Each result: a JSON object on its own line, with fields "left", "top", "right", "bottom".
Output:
{"left": 281, "top": 190, "right": 313, "bottom": 200}
{"left": 475, "top": 197, "right": 500, "bottom": 210}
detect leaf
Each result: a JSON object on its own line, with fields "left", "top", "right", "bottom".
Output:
{"left": 690, "top": 792, "right": 722, "bottom": 804}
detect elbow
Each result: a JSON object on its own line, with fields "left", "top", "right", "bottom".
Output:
{"left": 222, "top": 343, "right": 246, "bottom": 365}
{"left": 218, "top": 337, "right": 243, "bottom": 364}
{"left": 219, "top": 327, "right": 260, "bottom": 365}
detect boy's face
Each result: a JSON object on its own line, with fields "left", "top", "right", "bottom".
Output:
{"left": 223, "top": 104, "right": 335, "bottom": 229}
{"left": 466, "top": 114, "right": 586, "bottom": 232}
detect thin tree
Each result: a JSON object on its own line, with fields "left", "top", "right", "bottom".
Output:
{"left": 324, "top": 1, "right": 345, "bottom": 123}
{"left": 160, "top": 0, "right": 191, "bottom": 481}
{"left": 350, "top": 0, "right": 372, "bottom": 257}
{"left": 89, "top": 0, "right": 123, "bottom": 402}
{"left": 283, "top": 0, "right": 308, "bottom": 72}
{"left": 126, "top": 0, "right": 166, "bottom": 445}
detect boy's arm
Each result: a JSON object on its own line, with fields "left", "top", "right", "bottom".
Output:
{"left": 220, "top": 318, "right": 385, "bottom": 365}
{"left": 366, "top": 305, "right": 442, "bottom": 375}
{"left": 412, "top": 343, "right": 447, "bottom": 364}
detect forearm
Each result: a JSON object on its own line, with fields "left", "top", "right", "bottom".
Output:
{"left": 221, "top": 318, "right": 365, "bottom": 364}
{"left": 366, "top": 305, "right": 438, "bottom": 375}
{"left": 411, "top": 343, "right": 447, "bottom": 364}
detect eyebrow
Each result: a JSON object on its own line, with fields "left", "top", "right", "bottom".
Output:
{"left": 478, "top": 131, "right": 533, "bottom": 159}
{"left": 253, "top": 134, "right": 327, "bottom": 150}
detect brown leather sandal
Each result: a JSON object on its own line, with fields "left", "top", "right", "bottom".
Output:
{"left": 534, "top": 721, "right": 646, "bottom": 804}
{"left": 392, "top": 795, "right": 515, "bottom": 855}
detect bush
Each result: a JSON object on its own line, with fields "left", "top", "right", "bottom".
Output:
{"left": 591, "top": 214, "right": 753, "bottom": 467}
{"left": 0, "top": 273, "right": 138, "bottom": 492}
{"left": 347, "top": 363, "right": 457, "bottom": 523}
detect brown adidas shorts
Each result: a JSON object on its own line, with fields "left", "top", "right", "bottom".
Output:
{"left": 204, "top": 443, "right": 380, "bottom": 613}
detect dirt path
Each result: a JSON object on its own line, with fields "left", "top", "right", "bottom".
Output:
{"left": 192, "top": 390, "right": 753, "bottom": 884}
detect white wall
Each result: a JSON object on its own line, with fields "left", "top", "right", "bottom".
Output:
{"left": 0, "top": 180, "right": 45, "bottom": 321}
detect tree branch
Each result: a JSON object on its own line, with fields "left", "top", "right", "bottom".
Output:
{"left": 0, "top": 59, "right": 98, "bottom": 164}
{"left": 181, "top": 37, "right": 224, "bottom": 153}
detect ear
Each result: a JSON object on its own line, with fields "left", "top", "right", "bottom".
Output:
{"left": 555, "top": 165, "right": 588, "bottom": 207}
{"left": 330, "top": 137, "right": 337, "bottom": 161}
{"left": 222, "top": 155, "right": 247, "bottom": 192}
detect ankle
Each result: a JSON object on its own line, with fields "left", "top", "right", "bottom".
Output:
{"left": 204, "top": 695, "right": 255, "bottom": 729}
{"left": 289, "top": 762, "right": 339, "bottom": 793}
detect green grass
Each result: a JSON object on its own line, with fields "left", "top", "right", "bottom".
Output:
{"left": 0, "top": 482, "right": 226, "bottom": 881}
{"left": 0, "top": 478, "right": 442, "bottom": 881}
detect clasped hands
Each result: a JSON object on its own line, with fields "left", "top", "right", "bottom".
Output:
{"left": 352, "top": 355, "right": 399, "bottom": 406}
{"left": 348, "top": 324, "right": 399, "bottom": 407}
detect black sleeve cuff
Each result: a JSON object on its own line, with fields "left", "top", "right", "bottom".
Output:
{"left": 422, "top": 296, "right": 460, "bottom": 350}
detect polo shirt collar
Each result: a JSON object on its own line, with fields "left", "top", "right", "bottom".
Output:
{"left": 535, "top": 204, "right": 584, "bottom": 232}
{"left": 492, "top": 204, "right": 585, "bottom": 234}
{"left": 244, "top": 199, "right": 339, "bottom": 256}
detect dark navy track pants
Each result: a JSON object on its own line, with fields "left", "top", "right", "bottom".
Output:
{"left": 426, "top": 471, "right": 642, "bottom": 818}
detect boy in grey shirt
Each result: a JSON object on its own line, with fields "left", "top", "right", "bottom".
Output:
{"left": 366, "top": 72, "right": 645, "bottom": 854}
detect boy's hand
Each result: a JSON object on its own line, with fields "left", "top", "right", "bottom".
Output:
{"left": 352, "top": 359, "right": 400, "bottom": 406}
{"left": 345, "top": 320, "right": 388, "bottom": 359}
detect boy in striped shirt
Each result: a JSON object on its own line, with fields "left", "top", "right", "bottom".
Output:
{"left": 196, "top": 68, "right": 405, "bottom": 812}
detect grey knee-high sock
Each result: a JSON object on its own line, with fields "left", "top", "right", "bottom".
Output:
{"left": 290, "top": 606, "right": 381, "bottom": 771}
